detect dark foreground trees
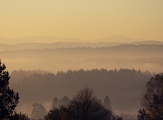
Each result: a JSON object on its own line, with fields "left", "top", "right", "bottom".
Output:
{"left": 137, "top": 73, "right": 163, "bottom": 120}
{"left": 67, "top": 87, "right": 110, "bottom": 120}
{"left": 16, "top": 112, "right": 30, "bottom": 120}
{"left": 0, "top": 60, "right": 19, "bottom": 119}
{"left": 45, "top": 87, "right": 122, "bottom": 120}
{"left": 45, "top": 105, "right": 69, "bottom": 120}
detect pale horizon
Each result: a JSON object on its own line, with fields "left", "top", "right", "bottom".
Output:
{"left": 0, "top": 0, "right": 163, "bottom": 41}
{"left": 1, "top": 35, "right": 163, "bottom": 45}
{"left": 0, "top": 35, "right": 162, "bottom": 41}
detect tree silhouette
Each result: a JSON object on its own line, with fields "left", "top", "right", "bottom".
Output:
{"left": 60, "top": 96, "right": 70, "bottom": 106}
{"left": 45, "top": 87, "right": 123, "bottom": 120}
{"left": 137, "top": 108, "right": 147, "bottom": 120}
{"left": 31, "top": 103, "right": 47, "bottom": 120}
{"left": 17, "top": 112, "right": 30, "bottom": 120}
{"left": 0, "top": 60, "right": 19, "bottom": 119}
{"left": 44, "top": 105, "right": 69, "bottom": 120}
{"left": 67, "top": 87, "right": 112, "bottom": 120}
{"left": 104, "top": 95, "right": 112, "bottom": 110}
{"left": 52, "top": 97, "right": 59, "bottom": 108}
{"left": 138, "top": 73, "right": 163, "bottom": 120}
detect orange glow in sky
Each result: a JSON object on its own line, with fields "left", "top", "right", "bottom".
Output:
{"left": 0, "top": 0, "right": 163, "bottom": 41}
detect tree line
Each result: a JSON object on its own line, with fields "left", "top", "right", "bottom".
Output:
{"left": 1, "top": 60, "right": 163, "bottom": 119}
{"left": 1, "top": 44, "right": 163, "bottom": 55}
{"left": 10, "top": 68, "right": 151, "bottom": 113}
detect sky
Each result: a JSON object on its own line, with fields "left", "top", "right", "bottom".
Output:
{"left": 0, "top": 0, "right": 163, "bottom": 41}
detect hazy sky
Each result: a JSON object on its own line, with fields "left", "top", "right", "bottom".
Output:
{"left": 0, "top": 0, "right": 163, "bottom": 40}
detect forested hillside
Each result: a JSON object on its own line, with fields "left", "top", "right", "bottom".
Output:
{"left": 1, "top": 45, "right": 163, "bottom": 58}
{"left": 1, "top": 44, "right": 163, "bottom": 73}
{"left": 10, "top": 68, "right": 151, "bottom": 115}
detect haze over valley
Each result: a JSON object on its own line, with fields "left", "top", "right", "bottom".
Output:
{"left": 0, "top": 36, "right": 162, "bottom": 119}
{"left": 1, "top": 0, "right": 163, "bottom": 120}
{"left": 1, "top": 36, "right": 163, "bottom": 74}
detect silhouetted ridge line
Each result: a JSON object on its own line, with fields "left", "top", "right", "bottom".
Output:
{"left": 1, "top": 44, "right": 163, "bottom": 53}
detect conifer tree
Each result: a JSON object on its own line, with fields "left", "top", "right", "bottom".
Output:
{"left": 0, "top": 60, "right": 19, "bottom": 119}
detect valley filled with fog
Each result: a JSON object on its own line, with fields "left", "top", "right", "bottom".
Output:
{"left": 1, "top": 36, "right": 163, "bottom": 120}
{"left": 1, "top": 1, "right": 163, "bottom": 119}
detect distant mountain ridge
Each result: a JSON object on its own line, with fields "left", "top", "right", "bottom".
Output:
{"left": 1, "top": 42, "right": 163, "bottom": 52}
{"left": 1, "top": 35, "right": 162, "bottom": 44}
{"left": 133, "top": 40, "right": 163, "bottom": 45}
{"left": 96, "top": 35, "right": 135, "bottom": 43}
{"left": 0, "top": 35, "right": 163, "bottom": 51}
{"left": 0, "top": 36, "right": 82, "bottom": 44}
